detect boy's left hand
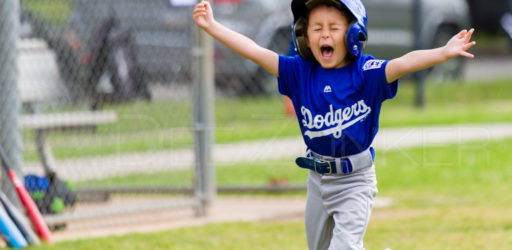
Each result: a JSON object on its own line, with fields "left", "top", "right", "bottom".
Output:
{"left": 443, "top": 28, "right": 476, "bottom": 60}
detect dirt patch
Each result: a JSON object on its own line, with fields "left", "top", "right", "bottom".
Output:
{"left": 51, "top": 196, "right": 307, "bottom": 242}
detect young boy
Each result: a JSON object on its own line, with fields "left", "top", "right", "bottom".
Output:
{"left": 193, "top": 0, "right": 475, "bottom": 249}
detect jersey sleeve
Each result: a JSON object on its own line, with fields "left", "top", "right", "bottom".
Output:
{"left": 359, "top": 55, "right": 398, "bottom": 102}
{"left": 277, "top": 55, "right": 301, "bottom": 97}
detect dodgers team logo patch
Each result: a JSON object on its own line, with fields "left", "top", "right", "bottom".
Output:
{"left": 363, "top": 60, "right": 385, "bottom": 71}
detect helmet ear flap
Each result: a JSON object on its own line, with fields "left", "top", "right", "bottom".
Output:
{"left": 346, "top": 22, "right": 367, "bottom": 59}
{"left": 293, "top": 17, "right": 315, "bottom": 61}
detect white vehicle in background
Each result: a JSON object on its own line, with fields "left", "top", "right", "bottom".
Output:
{"left": 363, "top": 0, "right": 471, "bottom": 80}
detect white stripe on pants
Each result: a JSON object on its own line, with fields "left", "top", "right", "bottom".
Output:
{"left": 305, "top": 165, "right": 378, "bottom": 250}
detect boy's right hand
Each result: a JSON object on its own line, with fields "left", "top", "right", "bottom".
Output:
{"left": 193, "top": 1, "right": 214, "bottom": 31}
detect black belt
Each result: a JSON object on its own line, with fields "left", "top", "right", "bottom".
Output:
{"left": 295, "top": 148, "right": 375, "bottom": 175}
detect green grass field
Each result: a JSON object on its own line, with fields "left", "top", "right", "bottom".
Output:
{"left": 22, "top": 78, "right": 512, "bottom": 249}
{"left": 28, "top": 137, "right": 512, "bottom": 249}
{"left": 22, "top": 0, "right": 70, "bottom": 29}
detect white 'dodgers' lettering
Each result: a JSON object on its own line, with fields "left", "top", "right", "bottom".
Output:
{"left": 302, "top": 100, "right": 371, "bottom": 139}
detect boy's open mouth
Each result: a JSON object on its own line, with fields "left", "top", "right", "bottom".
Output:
{"left": 321, "top": 45, "right": 334, "bottom": 59}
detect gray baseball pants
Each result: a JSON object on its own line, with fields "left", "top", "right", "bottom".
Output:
{"left": 305, "top": 165, "right": 378, "bottom": 250}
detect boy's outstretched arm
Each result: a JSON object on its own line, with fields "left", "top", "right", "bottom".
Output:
{"left": 385, "top": 28, "right": 476, "bottom": 83}
{"left": 193, "top": 1, "right": 279, "bottom": 76}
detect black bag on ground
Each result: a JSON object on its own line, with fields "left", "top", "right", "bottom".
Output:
{"left": 24, "top": 173, "right": 77, "bottom": 215}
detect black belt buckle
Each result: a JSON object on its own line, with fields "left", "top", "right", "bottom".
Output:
{"left": 317, "top": 160, "right": 334, "bottom": 174}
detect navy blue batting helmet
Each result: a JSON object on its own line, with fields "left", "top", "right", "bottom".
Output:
{"left": 291, "top": 0, "right": 368, "bottom": 60}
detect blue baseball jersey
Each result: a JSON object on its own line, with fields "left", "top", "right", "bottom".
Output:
{"left": 278, "top": 54, "right": 398, "bottom": 157}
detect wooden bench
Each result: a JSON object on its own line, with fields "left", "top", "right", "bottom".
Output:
{"left": 17, "top": 38, "right": 117, "bottom": 171}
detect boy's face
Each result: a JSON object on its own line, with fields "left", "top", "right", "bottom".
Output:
{"left": 305, "top": 5, "right": 350, "bottom": 69}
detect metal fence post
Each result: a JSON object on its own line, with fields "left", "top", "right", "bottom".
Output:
{"left": 413, "top": 0, "right": 427, "bottom": 108}
{"left": 0, "top": 0, "right": 24, "bottom": 207}
{"left": 192, "top": 0, "right": 216, "bottom": 216}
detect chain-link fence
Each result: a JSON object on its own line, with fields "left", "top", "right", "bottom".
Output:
{"left": 0, "top": 0, "right": 297, "bottom": 234}
{"left": 1, "top": 0, "right": 208, "bottom": 232}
